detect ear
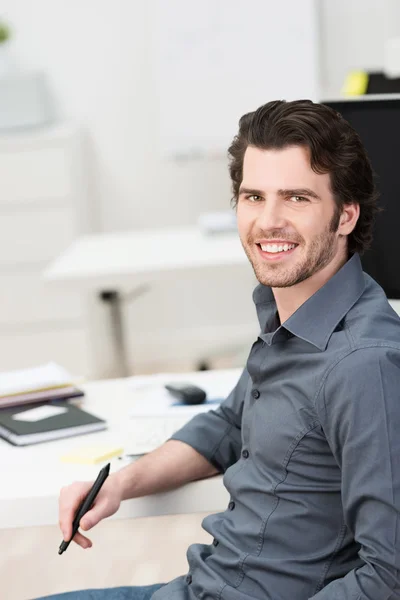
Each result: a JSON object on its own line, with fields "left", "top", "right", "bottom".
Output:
{"left": 338, "top": 203, "right": 360, "bottom": 236}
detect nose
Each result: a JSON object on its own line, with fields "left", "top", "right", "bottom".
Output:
{"left": 256, "top": 198, "right": 288, "bottom": 230}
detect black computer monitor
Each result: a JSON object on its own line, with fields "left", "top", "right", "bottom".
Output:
{"left": 323, "top": 96, "right": 400, "bottom": 299}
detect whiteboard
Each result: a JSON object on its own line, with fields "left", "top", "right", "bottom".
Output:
{"left": 152, "top": 0, "right": 320, "bottom": 157}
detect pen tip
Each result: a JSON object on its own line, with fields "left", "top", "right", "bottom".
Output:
{"left": 58, "top": 548, "right": 63, "bottom": 555}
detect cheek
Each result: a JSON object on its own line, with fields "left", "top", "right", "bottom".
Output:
{"left": 297, "top": 209, "right": 327, "bottom": 239}
{"left": 236, "top": 206, "right": 254, "bottom": 237}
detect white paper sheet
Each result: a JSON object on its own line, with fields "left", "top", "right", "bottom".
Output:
{"left": 0, "top": 362, "right": 74, "bottom": 397}
{"left": 12, "top": 404, "right": 68, "bottom": 423}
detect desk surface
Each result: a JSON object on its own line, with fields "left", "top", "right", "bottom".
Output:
{"left": 43, "top": 227, "right": 248, "bottom": 290}
{"left": 0, "top": 369, "right": 240, "bottom": 529}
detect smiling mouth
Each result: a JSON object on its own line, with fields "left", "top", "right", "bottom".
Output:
{"left": 258, "top": 242, "right": 298, "bottom": 253}
{"left": 254, "top": 242, "right": 299, "bottom": 262}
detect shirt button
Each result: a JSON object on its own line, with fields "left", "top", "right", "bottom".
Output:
{"left": 228, "top": 501, "right": 235, "bottom": 511}
{"left": 213, "top": 538, "right": 219, "bottom": 546}
{"left": 242, "top": 449, "right": 249, "bottom": 459}
{"left": 186, "top": 574, "right": 192, "bottom": 585}
{"left": 251, "top": 389, "right": 260, "bottom": 399}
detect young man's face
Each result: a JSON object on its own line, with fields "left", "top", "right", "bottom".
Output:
{"left": 237, "top": 145, "right": 353, "bottom": 288}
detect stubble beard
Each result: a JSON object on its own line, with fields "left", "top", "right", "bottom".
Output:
{"left": 243, "top": 212, "right": 341, "bottom": 288}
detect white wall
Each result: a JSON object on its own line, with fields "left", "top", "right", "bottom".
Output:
{"left": 1, "top": 0, "right": 397, "bottom": 374}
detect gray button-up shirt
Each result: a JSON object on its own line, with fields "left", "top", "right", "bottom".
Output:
{"left": 152, "top": 254, "right": 400, "bottom": 600}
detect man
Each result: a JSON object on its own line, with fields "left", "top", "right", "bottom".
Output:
{"left": 39, "top": 100, "right": 400, "bottom": 599}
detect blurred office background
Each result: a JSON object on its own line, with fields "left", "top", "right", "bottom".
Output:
{"left": 0, "top": 0, "right": 399, "bottom": 379}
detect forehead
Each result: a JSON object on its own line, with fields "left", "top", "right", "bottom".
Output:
{"left": 242, "top": 145, "right": 331, "bottom": 192}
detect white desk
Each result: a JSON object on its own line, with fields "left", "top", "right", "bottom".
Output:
{"left": 0, "top": 368, "right": 240, "bottom": 530}
{"left": 43, "top": 227, "right": 249, "bottom": 377}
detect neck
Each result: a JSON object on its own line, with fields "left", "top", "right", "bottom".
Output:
{"left": 272, "top": 249, "right": 348, "bottom": 325}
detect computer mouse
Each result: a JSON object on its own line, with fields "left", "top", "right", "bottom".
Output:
{"left": 164, "top": 382, "right": 207, "bottom": 405}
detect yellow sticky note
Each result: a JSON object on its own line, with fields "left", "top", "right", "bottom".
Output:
{"left": 60, "top": 445, "right": 124, "bottom": 465}
{"left": 342, "top": 70, "right": 369, "bottom": 96}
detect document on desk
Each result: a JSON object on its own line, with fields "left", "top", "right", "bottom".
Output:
{"left": 0, "top": 362, "right": 75, "bottom": 398}
{"left": 127, "top": 368, "right": 242, "bottom": 418}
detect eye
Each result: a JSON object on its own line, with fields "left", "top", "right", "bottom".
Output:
{"left": 245, "top": 194, "right": 263, "bottom": 202}
{"left": 290, "top": 195, "right": 309, "bottom": 203}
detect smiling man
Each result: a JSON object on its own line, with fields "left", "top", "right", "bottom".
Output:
{"left": 40, "top": 100, "right": 400, "bottom": 600}
{"left": 236, "top": 144, "right": 358, "bottom": 321}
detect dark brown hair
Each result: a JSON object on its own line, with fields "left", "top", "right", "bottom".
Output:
{"left": 228, "top": 99, "right": 380, "bottom": 255}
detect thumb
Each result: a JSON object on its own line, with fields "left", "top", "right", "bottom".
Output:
{"left": 80, "top": 505, "right": 104, "bottom": 531}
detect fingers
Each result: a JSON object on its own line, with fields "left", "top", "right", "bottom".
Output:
{"left": 71, "top": 530, "right": 92, "bottom": 549}
{"left": 79, "top": 503, "right": 105, "bottom": 532}
{"left": 58, "top": 479, "right": 118, "bottom": 550}
{"left": 59, "top": 513, "right": 72, "bottom": 542}
{"left": 58, "top": 514, "right": 93, "bottom": 549}
{"left": 59, "top": 482, "right": 91, "bottom": 542}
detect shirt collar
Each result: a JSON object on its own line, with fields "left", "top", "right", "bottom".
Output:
{"left": 253, "top": 253, "right": 366, "bottom": 351}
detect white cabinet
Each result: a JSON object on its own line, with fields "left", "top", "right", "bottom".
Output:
{"left": 0, "top": 124, "right": 93, "bottom": 375}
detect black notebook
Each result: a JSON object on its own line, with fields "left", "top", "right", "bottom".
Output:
{"left": 0, "top": 400, "right": 107, "bottom": 446}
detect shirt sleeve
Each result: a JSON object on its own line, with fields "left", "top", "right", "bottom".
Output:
{"left": 169, "top": 368, "right": 250, "bottom": 473}
{"left": 312, "top": 346, "right": 400, "bottom": 599}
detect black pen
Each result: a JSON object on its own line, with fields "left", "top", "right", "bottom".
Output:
{"left": 58, "top": 462, "right": 111, "bottom": 555}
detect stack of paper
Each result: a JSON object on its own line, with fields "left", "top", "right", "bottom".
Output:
{"left": 0, "top": 362, "right": 84, "bottom": 409}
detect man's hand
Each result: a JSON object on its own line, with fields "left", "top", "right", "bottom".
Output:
{"left": 58, "top": 475, "right": 123, "bottom": 549}
{"left": 57, "top": 440, "right": 218, "bottom": 550}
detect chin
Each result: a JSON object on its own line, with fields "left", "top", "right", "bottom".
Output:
{"left": 257, "top": 276, "right": 296, "bottom": 288}
{"left": 252, "top": 259, "right": 303, "bottom": 288}
{"left": 253, "top": 268, "right": 290, "bottom": 288}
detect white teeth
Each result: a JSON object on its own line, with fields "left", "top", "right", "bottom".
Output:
{"left": 260, "top": 243, "right": 296, "bottom": 253}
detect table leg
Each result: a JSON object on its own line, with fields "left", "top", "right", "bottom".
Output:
{"left": 99, "top": 290, "right": 130, "bottom": 377}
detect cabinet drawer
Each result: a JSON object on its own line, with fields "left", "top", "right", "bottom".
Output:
{"left": 0, "top": 208, "right": 76, "bottom": 266}
{"left": 0, "top": 271, "right": 84, "bottom": 325}
{"left": 0, "top": 326, "right": 91, "bottom": 377}
{"left": 0, "top": 147, "right": 72, "bottom": 204}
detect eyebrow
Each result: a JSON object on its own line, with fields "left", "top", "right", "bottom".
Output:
{"left": 278, "top": 188, "right": 321, "bottom": 200}
{"left": 238, "top": 186, "right": 321, "bottom": 200}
